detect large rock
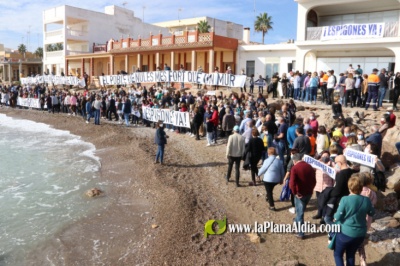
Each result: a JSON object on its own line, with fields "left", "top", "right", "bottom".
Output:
{"left": 297, "top": 105, "right": 305, "bottom": 111}
{"left": 382, "top": 192, "right": 399, "bottom": 212}
{"left": 381, "top": 127, "right": 400, "bottom": 168}
{"left": 394, "top": 182, "right": 400, "bottom": 197}
{"left": 387, "top": 169, "right": 400, "bottom": 189}
{"left": 371, "top": 216, "right": 400, "bottom": 231}
{"left": 375, "top": 191, "right": 386, "bottom": 210}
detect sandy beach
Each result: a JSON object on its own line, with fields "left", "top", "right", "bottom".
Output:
{"left": 1, "top": 104, "right": 399, "bottom": 265}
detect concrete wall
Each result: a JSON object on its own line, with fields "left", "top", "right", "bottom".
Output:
{"left": 43, "top": 5, "right": 170, "bottom": 75}
{"left": 237, "top": 44, "right": 297, "bottom": 77}
{"left": 153, "top": 16, "right": 243, "bottom": 40}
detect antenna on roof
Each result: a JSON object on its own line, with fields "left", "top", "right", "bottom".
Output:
{"left": 122, "top": 2, "right": 127, "bottom": 7}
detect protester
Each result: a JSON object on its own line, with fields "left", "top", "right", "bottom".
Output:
{"left": 333, "top": 176, "right": 375, "bottom": 266}
{"left": 306, "top": 128, "right": 316, "bottom": 157}
{"left": 289, "top": 153, "right": 316, "bottom": 239}
{"left": 123, "top": 98, "right": 132, "bottom": 127}
{"left": 274, "top": 116, "right": 288, "bottom": 164}
{"left": 225, "top": 125, "right": 245, "bottom": 187}
{"left": 312, "top": 151, "right": 334, "bottom": 220}
{"left": 222, "top": 106, "right": 235, "bottom": 137}
{"left": 292, "top": 126, "right": 311, "bottom": 158}
{"left": 365, "top": 125, "right": 382, "bottom": 158}
{"left": 283, "top": 148, "right": 299, "bottom": 214}
{"left": 258, "top": 147, "right": 285, "bottom": 211}
{"left": 323, "top": 155, "right": 353, "bottom": 225}
{"left": 356, "top": 172, "right": 377, "bottom": 266}
{"left": 92, "top": 95, "right": 102, "bottom": 125}
{"left": 154, "top": 121, "right": 168, "bottom": 165}
{"left": 316, "top": 126, "right": 330, "bottom": 156}
{"left": 245, "top": 129, "right": 265, "bottom": 186}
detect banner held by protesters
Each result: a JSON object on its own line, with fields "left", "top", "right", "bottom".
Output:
{"left": 142, "top": 107, "right": 190, "bottom": 128}
{"left": 303, "top": 155, "right": 336, "bottom": 179}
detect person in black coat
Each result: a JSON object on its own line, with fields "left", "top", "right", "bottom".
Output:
{"left": 154, "top": 121, "right": 168, "bottom": 164}
{"left": 245, "top": 128, "right": 264, "bottom": 185}
{"left": 193, "top": 107, "right": 203, "bottom": 140}
{"left": 107, "top": 96, "right": 118, "bottom": 121}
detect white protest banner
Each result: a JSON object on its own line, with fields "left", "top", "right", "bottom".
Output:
{"left": 254, "top": 80, "right": 266, "bottom": 86}
{"left": 17, "top": 97, "right": 47, "bottom": 109}
{"left": 206, "top": 91, "right": 216, "bottom": 96}
{"left": 21, "top": 75, "right": 86, "bottom": 87}
{"left": 321, "top": 23, "right": 384, "bottom": 41}
{"left": 142, "top": 107, "right": 190, "bottom": 128}
{"left": 343, "top": 149, "right": 376, "bottom": 168}
{"left": 99, "top": 71, "right": 246, "bottom": 88}
{"left": 303, "top": 155, "right": 336, "bottom": 180}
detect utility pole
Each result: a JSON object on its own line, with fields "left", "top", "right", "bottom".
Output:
{"left": 27, "top": 25, "right": 31, "bottom": 52}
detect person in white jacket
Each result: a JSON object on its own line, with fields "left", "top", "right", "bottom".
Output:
{"left": 225, "top": 125, "right": 245, "bottom": 187}
{"left": 326, "top": 70, "right": 337, "bottom": 105}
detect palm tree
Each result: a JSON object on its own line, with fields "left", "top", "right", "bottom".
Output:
{"left": 54, "top": 43, "right": 63, "bottom": 51}
{"left": 18, "top": 44, "right": 27, "bottom": 57}
{"left": 254, "top": 12, "right": 273, "bottom": 44}
{"left": 34, "top": 47, "right": 43, "bottom": 58}
{"left": 197, "top": 20, "right": 211, "bottom": 33}
{"left": 46, "top": 44, "right": 54, "bottom": 52}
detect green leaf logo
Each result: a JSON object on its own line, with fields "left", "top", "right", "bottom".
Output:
{"left": 204, "top": 217, "right": 227, "bottom": 238}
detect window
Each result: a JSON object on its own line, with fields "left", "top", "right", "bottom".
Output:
{"left": 265, "top": 63, "right": 279, "bottom": 83}
{"left": 246, "top": 60, "right": 255, "bottom": 77}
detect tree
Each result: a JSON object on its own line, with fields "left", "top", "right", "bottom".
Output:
{"left": 18, "top": 44, "right": 27, "bottom": 56}
{"left": 254, "top": 12, "right": 273, "bottom": 44}
{"left": 34, "top": 47, "right": 43, "bottom": 58}
{"left": 197, "top": 20, "right": 211, "bottom": 33}
{"left": 46, "top": 44, "right": 54, "bottom": 52}
{"left": 55, "top": 43, "right": 63, "bottom": 51}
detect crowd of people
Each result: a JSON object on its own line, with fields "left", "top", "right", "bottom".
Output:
{"left": 1, "top": 66, "right": 400, "bottom": 266}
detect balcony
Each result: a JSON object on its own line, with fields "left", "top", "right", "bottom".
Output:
{"left": 93, "top": 31, "right": 229, "bottom": 54}
{"left": 45, "top": 50, "right": 63, "bottom": 59}
{"left": 306, "top": 21, "right": 399, "bottom": 40}
{"left": 66, "top": 29, "right": 88, "bottom": 37}
{"left": 66, "top": 50, "right": 88, "bottom": 56}
{"left": 93, "top": 44, "right": 107, "bottom": 53}
{"left": 45, "top": 29, "right": 64, "bottom": 43}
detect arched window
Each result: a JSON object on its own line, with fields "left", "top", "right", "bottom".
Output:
{"left": 307, "top": 10, "right": 318, "bottom": 27}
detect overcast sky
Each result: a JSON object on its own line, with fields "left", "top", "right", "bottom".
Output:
{"left": 0, "top": 0, "right": 297, "bottom": 51}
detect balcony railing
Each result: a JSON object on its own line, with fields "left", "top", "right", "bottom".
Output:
{"left": 66, "top": 50, "right": 88, "bottom": 56}
{"left": 45, "top": 50, "right": 63, "bottom": 58}
{"left": 93, "top": 44, "right": 107, "bottom": 53}
{"left": 306, "top": 21, "right": 399, "bottom": 40}
{"left": 66, "top": 29, "right": 88, "bottom": 37}
{"left": 93, "top": 31, "right": 217, "bottom": 53}
{"left": 45, "top": 29, "right": 63, "bottom": 39}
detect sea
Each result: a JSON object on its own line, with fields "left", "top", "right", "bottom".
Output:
{"left": 0, "top": 113, "right": 107, "bottom": 265}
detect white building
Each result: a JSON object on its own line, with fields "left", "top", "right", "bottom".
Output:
{"left": 43, "top": 5, "right": 170, "bottom": 76}
{"left": 295, "top": 0, "right": 400, "bottom": 74}
{"left": 153, "top": 17, "right": 243, "bottom": 40}
{"left": 237, "top": 0, "right": 400, "bottom": 79}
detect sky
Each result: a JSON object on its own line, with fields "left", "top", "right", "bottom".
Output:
{"left": 0, "top": 0, "right": 298, "bottom": 51}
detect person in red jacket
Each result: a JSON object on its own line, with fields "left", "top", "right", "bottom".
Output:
{"left": 309, "top": 111, "right": 319, "bottom": 136}
{"left": 289, "top": 153, "right": 316, "bottom": 239}
{"left": 387, "top": 107, "right": 396, "bottom": 128}
{"left": 208, "top": 106, "right": 219, "bottom": 144}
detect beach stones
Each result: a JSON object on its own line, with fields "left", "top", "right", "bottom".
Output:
{"left": 85, "top": 188, "right": 103, "bottom": 197}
